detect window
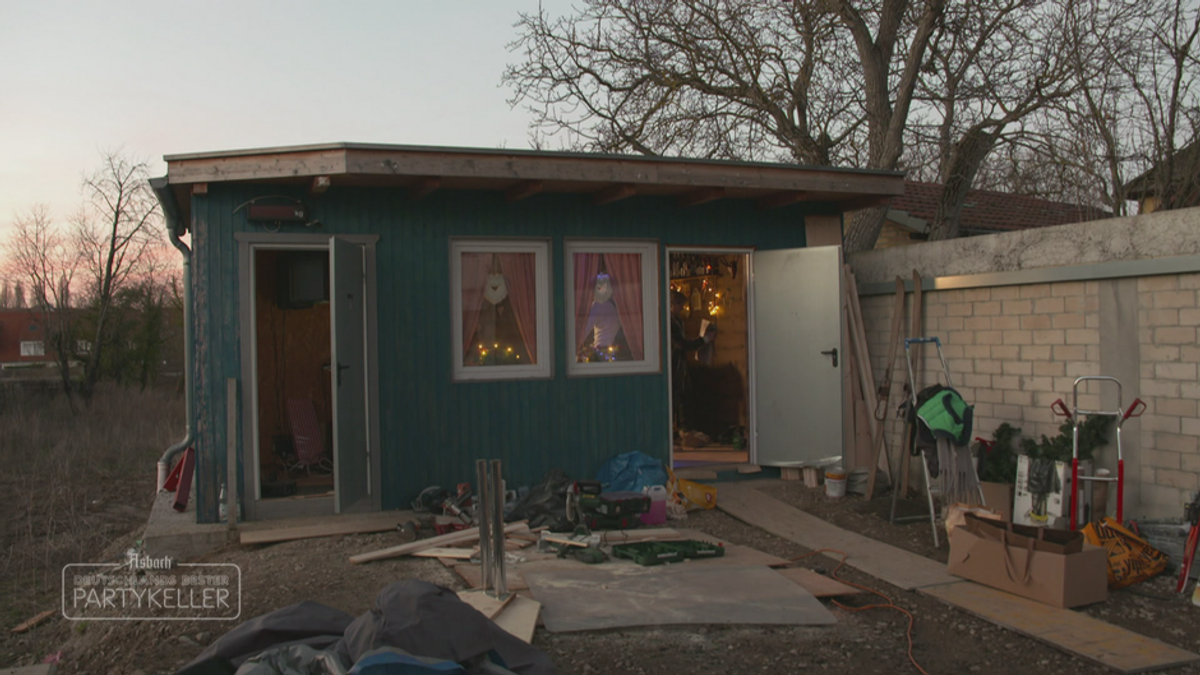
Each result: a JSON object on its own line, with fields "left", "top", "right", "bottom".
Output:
{"left": 20, "top": 341, "right": 45, "bottom": 357}
{"left": 565, "top": 240, "right": 661, "bottom": 376}
{"left": 451, "top": 239, "right": 552, "bottom": 381}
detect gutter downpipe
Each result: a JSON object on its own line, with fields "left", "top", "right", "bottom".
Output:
{"left": 151, "top": 177, "right": 194, "bottom": 492}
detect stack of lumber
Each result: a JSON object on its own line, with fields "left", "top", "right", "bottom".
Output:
{"left": 348, "top": 521, "right": 537, "bottom": 564}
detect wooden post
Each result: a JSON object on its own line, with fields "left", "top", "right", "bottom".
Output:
{"left": 226, "top": 378, "right": 239, "bottom": 536}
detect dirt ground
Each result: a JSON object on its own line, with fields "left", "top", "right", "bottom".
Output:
{"left": 3, "top": 480, "right": 1200, "bottom": 675}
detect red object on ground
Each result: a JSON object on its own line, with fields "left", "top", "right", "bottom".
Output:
{"left": 163, "top": 452, "right": 187, "bottom": 492}
{"left": 172, "top": 448, "right": 196, "bottom": 512}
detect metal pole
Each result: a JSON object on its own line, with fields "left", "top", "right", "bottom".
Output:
{"left": 475, "top": 460, "right": 493, "bottom": 591}
{"left": 490, "top": 459, "right": 507, "bottom": 599}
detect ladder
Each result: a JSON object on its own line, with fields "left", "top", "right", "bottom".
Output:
{"left": 889, "top": 336, "right": 986, "bottom": 547}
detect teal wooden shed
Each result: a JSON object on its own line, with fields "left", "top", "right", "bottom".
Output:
{"left": 152, "top": 143, "right": 905, "bottom": 523}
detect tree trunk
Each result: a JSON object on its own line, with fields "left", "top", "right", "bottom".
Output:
{"left": 842, "top": 207, "right": 889, "bottom": 253}
{"left": 928, "top": 126, "right": 1001, "bottom": 241}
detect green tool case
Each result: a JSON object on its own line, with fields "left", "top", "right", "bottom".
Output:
{"left": 612, "top": 539, "right": 726, "bottom": 566}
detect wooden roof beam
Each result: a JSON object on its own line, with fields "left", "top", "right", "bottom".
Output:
{"left": 677, "top": 187, "right": 725, "bottom": 208}
{"left": 756, "top": 191, "right": 809, "bottom": 210}
{"left": 408, "top": 177, "right": 441, "bottom": 200}
{"left": 310, "top": 176, "right": 331, "bottom": 195}
{"left": 593, "top": 183, "right": 637, "bottom": 206}
{"left": 505, "top": 180, "right": 544, "bottom": 203}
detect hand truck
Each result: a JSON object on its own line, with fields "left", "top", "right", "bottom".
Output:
{"left": 1050, "top": 376, "right": 1144, "bottom": 531}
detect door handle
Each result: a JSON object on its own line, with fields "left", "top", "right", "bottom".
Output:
{"left": 821, "top": 348, "right": 838, "bottom": 368}
{"left": 336, "top": 363, "right": 350, "bottom": 386}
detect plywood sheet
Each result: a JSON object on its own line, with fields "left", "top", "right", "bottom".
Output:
{"left": 923, "top": 582, "right": 1199, "bottom": 674}
{"left": 493, "top": 596, "right": 541, "bottom": 643}
{"left": 716, "top": 482, "right": 957, "bottom": 590}
{"left": 774, "top": 567, "right": 865, "bottom": 598}
{"left": 524, "top": 565, "right": 834, "bottom": 632}
{"left": 456, "top": 590, "right": 513, "bottom": 619}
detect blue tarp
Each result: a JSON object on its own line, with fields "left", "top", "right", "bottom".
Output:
{"left": 596, "top": 451, "right": 668, "bottom": 493}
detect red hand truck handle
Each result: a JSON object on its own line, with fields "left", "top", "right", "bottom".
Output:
{"left": 1123, "top": 399, "right": 1146, "bottom": 420}
{"left": 974, "top": 437, "right": 995, "bottom": 454}
{"left": 1051, "top": 399, "right": 1072, "bottom": 419}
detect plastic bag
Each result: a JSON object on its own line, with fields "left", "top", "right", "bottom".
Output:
{"left": 596, "top": 451, "right": 668, "bottom": 493}
{"left": 1082, "top": 517, "right": 1169, "bottom": 588}
{"left": 666, "top": 467, "right": 717, "bottom": 511}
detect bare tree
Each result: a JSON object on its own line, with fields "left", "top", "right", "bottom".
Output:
{"left": 13, "top": 280, "right": 26, "bottom": 308}
{"left": 0, "top": 279, "right": 11, "bottom": 308}
{"left": 72, "top": 150, "right": 164, "bottom": 401}
{"left": 2, "top": 205, "right": 80, "bottom": 403}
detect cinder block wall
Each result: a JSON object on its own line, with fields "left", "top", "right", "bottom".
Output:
{"left": 850, "top": 207, "right": 1200, "bottom": 519}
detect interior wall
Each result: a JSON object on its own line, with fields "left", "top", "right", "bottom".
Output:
{"left": 254, "top": 249, "right": 332, "bottom": 481}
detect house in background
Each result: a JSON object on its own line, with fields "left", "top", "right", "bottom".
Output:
{"left": 0, "top": 309, "right": 56, "bottom": 370}
{"left": 871, "top": 181, "right": 1110, "bottom": 248}
{"left": 1124, "top": 140, "right": 1200, "bottom": 214}
{"left": 153, "top": 143, "right": 906, "bottom": 523}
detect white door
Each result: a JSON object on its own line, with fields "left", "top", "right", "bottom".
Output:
{"left": 330, "top": 236, "right": 370, "bottom": 513}
{"left": 752, "top": 247, "right": 844, "bottom": 467}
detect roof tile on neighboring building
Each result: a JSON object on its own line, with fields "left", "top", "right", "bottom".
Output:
{"left": 889, "top": 181, "right": 1109, "bottom": 233}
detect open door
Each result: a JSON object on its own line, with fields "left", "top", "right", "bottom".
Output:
{"left": 330, "top": 236, "right": 369, "bottom": 513}
{"left": 752, "top": 247, "right": 843, "bottom": 467}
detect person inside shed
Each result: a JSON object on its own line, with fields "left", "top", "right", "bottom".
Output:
{"left": 671, "top": 289, "right": 715, "bottom": 436}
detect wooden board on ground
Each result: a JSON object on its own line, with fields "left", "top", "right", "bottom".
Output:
{"left": 456, "top": 589, "right": 514, "bottom": 619}
{"left": 241, "top": 511, "right": 417, "bottom": 545}
{"left": 781, "top": 467, "right": 802, "bottom": 481}
{"left": 774, "top": 567, "right": 866, "bottom": 598}
{"left": 413, "top": 547, "right": 476, "bottom": 560}
{"left": 922, "top": 581, "right": 1200, "bottom": 674}
{"left": 10, "top": 609, "right": 55, "bottom": 634}
{"left": 673, "top": 528, "right": 791, "bottom": 568}
{"left": 673, "top": 468, "right": 719, "bottom": 481}
{"left": 349, "top": 521, "right": 527, "bottom": 564}
{"left": 454, "top": 564, "right": 530, "bottom": 592}
{"left": 737, "top": 464, "right": 763, "bottom": 474}
{"left": 493, "top": 595, "right": 541, "bottom": 643}
{"left": 525, "top": 564, "right": 834, "bottom": 632}
{"left": 716, "top": 482, "right": 957, "bottom": 590}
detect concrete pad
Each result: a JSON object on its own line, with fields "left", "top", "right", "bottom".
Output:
{"left": 525, "top": 564, "right": 834, "bottom": 632}
{"left": 142, "top": 491, "right": 229, "bottom": 561}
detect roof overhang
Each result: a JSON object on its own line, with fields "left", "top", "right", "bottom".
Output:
{"left": 162, "top": 142, "right": 905, "bottom": 223}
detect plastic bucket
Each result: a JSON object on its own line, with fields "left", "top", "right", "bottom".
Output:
{"left": 825, "top": 467, "right": 848, "bottom": 498}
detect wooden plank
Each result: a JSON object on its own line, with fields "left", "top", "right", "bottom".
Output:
{"left": 737, "top": 464, "right": 763, "bottom": 474}
{"left": 781, "top": 467, "right": 802, "bottom": 481}
{"left": 716, "top": 482, "right": 957, "bottom": 590}
{"left": 454, "top": 564, "right": 530, "bottom": 591}
{"left": 412, "top": 547, "right": 477, "bottom": 559}
{"left": 774, "top": 567, "right": 866, "bottom": 598}
{"left": 240, "top": 512, "right": 409, "bottom": 545}
{"left": 456, "top": 589, "right": 515, "bottom": 619}
{"left": 923, "top": 582, "right": 1200, "bottom": 674}
{"left": 226, "top": 379, "right": 238, "bottom": 534}
{"left": 865, "top": 277, "right": 906, "bottom": 500}
{"left": 349, "top": 521, "right": 527, "bottom": 564}
{"left": 673, "top": 467, "right": 719, "bottom": 480}
{"left": 10, "top": 609, "right": 55, "bottom": 634}
{"left": 493, "top": 595, "right": 541, "bottom": 643}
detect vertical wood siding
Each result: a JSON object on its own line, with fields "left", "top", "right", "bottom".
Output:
{"left": 191, "top": 185, "right": 816, "bottom": 520}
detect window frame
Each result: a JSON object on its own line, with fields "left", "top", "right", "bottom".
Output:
{"left": 450, "top": 238, "right": 553, "bottom": 382}
{"left": 564, "top": 239, "right": 662, "bottom": 377}
{"left": 20, "top": 340, "right": 45, "bottom": 357}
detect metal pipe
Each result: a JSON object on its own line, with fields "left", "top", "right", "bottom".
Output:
{"left": 476, "top": 460, "right": 493, "bottom": 590}
{"left": 490, "top": 459, "right": 507, "bottom": 598}
{"left": 151, "top": 177, "right": 194, "bottom": 491}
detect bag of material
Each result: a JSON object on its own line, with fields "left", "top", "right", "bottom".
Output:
{"left": 665, "top": 467, "right": 717, "bottom": 511}
{"left": 1082, "top": 517, "right": 1170, "bottom": 588}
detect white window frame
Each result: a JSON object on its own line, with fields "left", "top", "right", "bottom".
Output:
{"left": 20, "top": 340, "right": 45, "bottom": 357}
{"left": 450, "top": 238, "right": 553, "bottom": 382}
{"left": 564, "top": 239, "right": 661, "bottom": 377}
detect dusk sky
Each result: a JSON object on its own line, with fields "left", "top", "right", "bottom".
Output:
{"left": 0, "top": 1, "right": 572, "bottom": 240}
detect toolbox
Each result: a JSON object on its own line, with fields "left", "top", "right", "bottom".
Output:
{"left": 595, "top": 491, "right": 651, "bottom": 517}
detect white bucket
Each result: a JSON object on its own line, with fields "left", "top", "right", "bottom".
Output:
{"left": 825, "top": 467, "right": 848, "bottom": 498}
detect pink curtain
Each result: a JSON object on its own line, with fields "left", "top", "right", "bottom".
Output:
{"left": 573, "top": 253, "right": 604, "bottom": 349}
{"left": 497, "top": 253, "right": 538, "bottom": 363}
{"left": 460, "top": 252, "right": 491, "bottom": 359}
{"left": 604, "top": 252, "right": 645, "bottom": 360}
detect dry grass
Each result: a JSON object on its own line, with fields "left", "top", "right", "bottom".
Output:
{"left": 0, "top": 383, "right": 183, "bottom": 625}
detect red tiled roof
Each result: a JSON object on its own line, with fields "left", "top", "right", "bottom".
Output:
{"left": 888, "top": 182, "right": 1109, "bottom": 232}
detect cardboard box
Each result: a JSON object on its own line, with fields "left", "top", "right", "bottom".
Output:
{"left": 947, "top": 515, "right": 1108, "bottom": 608}
{"left": 1013, "top": 456, "right": 1090, "bottom": 528}
{"left": 980, "top": 481, "right": 1013, "bottom": 523}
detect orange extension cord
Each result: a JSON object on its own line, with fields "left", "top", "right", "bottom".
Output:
{"left": 790, "top": 548, "right": 933, "bottom": 675}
